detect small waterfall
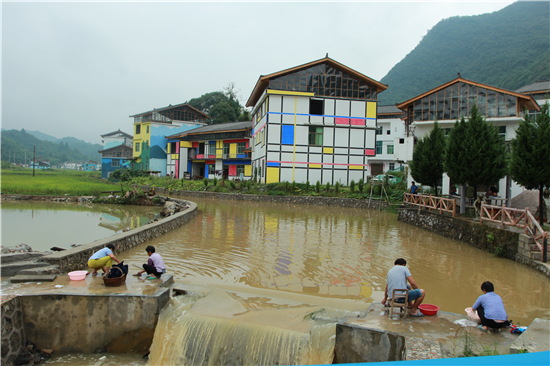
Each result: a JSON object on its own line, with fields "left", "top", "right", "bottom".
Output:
{"left": 148, "top": 295, "right": 337, "bottom": 365}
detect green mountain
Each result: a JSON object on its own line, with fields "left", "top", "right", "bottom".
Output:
{"left": 1, "top": 129, "right": 101, "bottom": 166}
{"left": 26, "top": 130, "right": 60, "bottom": 143}
{"left": 378, "top": 1, "right": 550, "bottom": 105}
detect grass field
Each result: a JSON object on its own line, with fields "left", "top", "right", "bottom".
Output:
{"left": 1, "top": 168, "right": 118, "bottom": 196}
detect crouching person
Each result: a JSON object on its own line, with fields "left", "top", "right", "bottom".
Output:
{"left": 473, "top": 281, "right": 511, "bottom": 332}
{"left": 134, "top": 245, "right": 166, "bottom": 280}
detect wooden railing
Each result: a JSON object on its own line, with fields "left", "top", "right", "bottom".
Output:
{"left": 403, "top": 193, "right": 457, "bottom": 217}
{"left": 480, "top": 203, "right": 548, "bottom": 254}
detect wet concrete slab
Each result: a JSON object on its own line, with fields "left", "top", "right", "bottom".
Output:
{"left": 510, "top": 318, "right": 550, "bottom": 353}
{"left": 10, "top": 274, "right": 57, "bottom": 283}
{"left": 343, "top": 303, "right": 521, "bottom": 357}
{"left": 1, "top": 273, "right": 173, "bottom": 298}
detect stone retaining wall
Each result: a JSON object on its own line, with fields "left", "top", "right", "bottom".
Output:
{"left": 1, "top": 296, "right": 26, "bottom": 366}
{"left": 40, "top": 199, "right": 197, "bottom": 273}
{"left": 398, "top": 207, "right": 550, "bottom": 278}
{"left": 138, "top": 186, "right": 388, "bottom": 210}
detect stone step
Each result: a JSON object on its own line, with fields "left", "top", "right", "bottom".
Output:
{"left": 10, "top": 274, "right": 58, "bottom": 283}
{"left": 17, "top": 265, "right": 60, "bottom": 276}
{"left": 509, "top": 318, "right": 550, "bottom": 354}
{"left": 1, "top": 260, "right": 53, "bottom": 277}
{"left": 1, "top": 252, "right": 45, "bottom": 264}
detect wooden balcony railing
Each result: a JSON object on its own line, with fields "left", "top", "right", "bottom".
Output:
{"left": 403, "top": 193, "right": 457, "bottom": 217}
{"left": 480, "top": 203, "right": 548, "bottom": 255}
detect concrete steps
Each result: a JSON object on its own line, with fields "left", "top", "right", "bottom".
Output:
{"left": 509, "top": 318, "right": 550, "bottom": 354}
{"left": 1, "top": 260, "right": 55, "bottom": 277}
{"left": 518, "top": 234, "right": 543, "bottom": 261}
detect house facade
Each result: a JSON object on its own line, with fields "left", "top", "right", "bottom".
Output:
{"left": 397, "top": 75, "right": 540, "bottom": 198}
{"left": 515, "top": 80, "right": 550, "bottom": 118}
{"left": 370, "top": 105, "right": 409, "bottom": 175}
{"left": 99, "top": 130, "right": 133, "bottom": 178}
{"left": 246, "top": 56, "right": 387, "bottom": 185}
{"left": 130, "top": 103, "right": 208, "bottom": 176}
{"left": 81, "top": 161, "right": 98, "bottom": 171}
{"left": 166, "top": 121, "right": 252, "bottom": 180}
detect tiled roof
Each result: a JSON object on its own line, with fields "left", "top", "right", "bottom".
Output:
{"left": 166, "top": 121, "right": 252, "bottom": 139}
{"left": 515, "top": 80, "right": 550, "bottom": 93}
{"left": 100, "top": 129, "right": 133, "bottom": 138}
{"left": 378, "top": 105, "right": 402, "bottom": 114}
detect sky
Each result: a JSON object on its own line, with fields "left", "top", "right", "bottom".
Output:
{"left": 1, "top": 1, "right": 513, "bottom": 144}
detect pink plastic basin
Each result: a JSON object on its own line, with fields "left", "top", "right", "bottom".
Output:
{"left": 68, "top": 271, "right": 88, "bottom": 281}
{"left": 418, "top": 304, "right": 439, "bottom": 316}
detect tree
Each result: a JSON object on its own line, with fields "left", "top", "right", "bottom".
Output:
{"left": 410, "top": 121, "right": 445, "bottom": 196}
{"left": 510, "top": 102, "right": 550, "bottom": 226}
{"left": 187, "top": 84, "right": 243, "bottom": 125}
{"left": 445, "top": 104, "right": 508, "bottom": 198}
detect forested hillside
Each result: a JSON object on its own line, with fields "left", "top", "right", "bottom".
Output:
{"left": 378, "top": 1, "right": 550, "bottom": 105}
{"left": 1, "top": 129, "right": 101, "bottom": 166}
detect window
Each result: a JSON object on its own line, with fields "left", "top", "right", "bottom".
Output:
{"left": 112, "top": 160, "right": 120, "bottom": 167}
{"left": 171, "top": 142, "right": 178, "bottom": 153}
{"left": 146, "top": 125, "right": 149, "bottom": 134}
{"left": 198, "top": 143, "right": 205, "bottom": 154}
{"left": 389, "top": 163, "right": 395, "bottom": 171}
{"left": 387, "top": 130, "right": 390, "bottom": 135}
{"left": 376, "top": 127, "right": 383, "bottom": 135}
{"left": 310, "top": 99, "right": 324, "bottom": 115}
{"left": 237, "top": 165, "right": 245, "bottom": 176}
{"left": 135, "top": 143, "right": 140, "bottom": 152}
{"left": 208, "top": 144, "right": 216, "bottom": 156}
{"left": 387, "top": 145, "right": 394, "bottom": 154}
{"left": 376, "top": 141, "right": 383, "bottom": 154}
{"left": 399, "top": 138, "right": 405, "bottom": 144}
{"left": 116, "top": 150, "right": 122, "bottom": 157}
{"left": 223, "top": 143, "right": 230, "bottom": 155}
{"left": 135, "top": 124, "right": 141, "bottom": 134}
{"left": 237, "top": 142, "right": 246, "bottom": 154}
{"left": 497, "top": 126, "right": 506, "bottom": 140}
{"left": 308, "top": 126, "right": 323, "bottom": 145}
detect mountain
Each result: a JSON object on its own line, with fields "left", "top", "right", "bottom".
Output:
{"left": 26, "top": 130, "right": 60, "bottom": 143}
{"left": 1, "top": 129, "right": 102, "bottom": 166}
{"left": 378, "top": 1, "right": 550, "bottom": 105}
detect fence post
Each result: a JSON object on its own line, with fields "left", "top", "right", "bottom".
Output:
{"left": 543, "top": 235, "right": 548, "bottom": 263}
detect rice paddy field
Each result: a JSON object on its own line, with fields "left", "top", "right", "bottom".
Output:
{"left": 0, "top": 168, "right": 118, "bottom": 196}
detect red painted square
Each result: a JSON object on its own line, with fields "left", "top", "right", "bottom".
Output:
{"left": 351, "top": 118, "right": 365, "bottom": 126}
{"left": 365, "top": 149, "right": 376, "bottom": 156}
{"left": 335, "top": 117, "right": 349, "bottom": 125}
{"left": 192, "top": 142, "right": 198, "bottom": 148}
{"left": 229, "top": 165, "right": 237, "bottom": 176}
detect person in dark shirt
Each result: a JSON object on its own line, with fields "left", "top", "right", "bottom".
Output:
{"left": 409, "top": 181, "right": 419, "bottom": 194}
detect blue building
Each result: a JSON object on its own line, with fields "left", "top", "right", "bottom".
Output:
{"left": 99, "top": 130, "right": 133, "bottom": 178}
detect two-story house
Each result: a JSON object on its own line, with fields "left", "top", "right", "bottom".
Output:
{"left": 166, "top": 121, "right": 253, "bottom": 180}
{"left": 130, "top": 103, "right": 208, "bottom": 176}
{"left": 99, "top": 129, "right": 133, "bottom": 178}
{"left": 246, "top": 56, "right": 387, "bottom": 185}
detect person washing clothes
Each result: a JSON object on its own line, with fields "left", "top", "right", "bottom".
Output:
{"left": 133, "top": 245, "right": 166, "bottom": 280}
{"left": 473, "top": 281, "right": 511, "bottom": 332}
{"left": 88, "top": 244, "right": 121, "bottom": 276}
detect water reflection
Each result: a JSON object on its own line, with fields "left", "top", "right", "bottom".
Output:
{"left": 1, "top": 201, "right": 157, "bottom": 252}
{"left": 121, "top": 197, "right": 549, "bottom": 326}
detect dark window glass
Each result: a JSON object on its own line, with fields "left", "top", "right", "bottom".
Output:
{"left": 308, "top": 126, "right": 323, "bottom": 146}
{"left": 506, "top": 96, "right": 517, "bottom": 117}
{"left": 478, "top": 88, "right": 486, "bottom": 115}
{"left": 310, "top": 99, "right": 324, "bottom": 115}
{"left": 135, "top": 124, "right": 141, "bottom": 134}
{"left": 487, "top": 89, "right": 496, "bottom": 117}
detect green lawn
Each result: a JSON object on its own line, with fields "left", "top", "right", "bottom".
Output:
{"left": 1, "top": 168, "right": 118, "bottom": 196}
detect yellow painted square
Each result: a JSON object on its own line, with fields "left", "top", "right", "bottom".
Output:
{"left": 309, "top": 164, "right": 322, "bottom": 168}
{"left": 366, "top": 102, "right": 377, "bottom": 119}
{"left": 244, "top": 165, "right": 252, "bottom": 176}
{"left": 349, "top": 166, "right": 363, "bottom": 170}
{"left": 180, "top": 141, "right": 192, "bottom": 148}
{"left": 266, "top": 167, "right": 280, "bottom": 183}
{"left": 323, "top": 148, "right": 333, "bottom": 154}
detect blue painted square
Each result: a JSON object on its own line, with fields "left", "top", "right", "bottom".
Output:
{"left": 266, "top": 162, "right": 280, "bottom": 167}
{"left": 281, "top": 125, "right": 294, "bottom": 145}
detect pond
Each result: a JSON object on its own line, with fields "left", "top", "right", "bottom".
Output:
{"left": 1, "top": 201, "right": 157, "bottom": 252}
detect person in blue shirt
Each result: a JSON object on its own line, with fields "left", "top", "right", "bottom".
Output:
{"left": 409, "top": 181, "right": 419, "bottom": 194}
{"left": 473, "top": 281, "right": 511, "bottom": 331}
{"left": 87, "top": 244, "right": 121, "bottom": 276}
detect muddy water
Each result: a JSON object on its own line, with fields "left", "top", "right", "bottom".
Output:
{"left": 1, "top": 201, "right": 157, "bottom": 252}
{"left": 120, "top": 196, "right": 549, "bottom": 326}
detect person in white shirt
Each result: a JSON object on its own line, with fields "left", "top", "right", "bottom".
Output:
{"left": 133, "top": 245, "right": 166, "bottom": 280}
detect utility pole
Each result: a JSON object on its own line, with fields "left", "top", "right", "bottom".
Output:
{"left": 33, "top": 146, "right": 36, "bottom": 177}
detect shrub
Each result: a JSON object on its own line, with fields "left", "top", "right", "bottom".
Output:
{"left": 325, "top": 182, "right": 331, "bottom": 193}
{"left": 350, "top": 180, "right": 355, "bottom": 193}
{"left": 305, "top": 180, "right": 310, "bottom": 192}
{"left": 335, "top": 181, "right": 340, "bottom": 194}
{"left": 316, "top": 181, "right": 321, "bottom": 193}
{"left": 203, "top": 178, "right": 209, "bottom": 188}
{"left": 292, "top": 180, "right": 297, "bottom": 192}
{"left": 213, "top": 177, "right": 218, "bottom": 186}
{"left": 229, "top": 180, "right": 236, "bottom": 190}
{"left": 358, "top": 179, "right": 364, "bottom": 193}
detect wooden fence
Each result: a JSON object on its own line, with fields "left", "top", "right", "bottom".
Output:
{"left": 403, "top": 193, "right": 457, "bottom": 217}
{"left": 480, "top": 203, "right": 548, "bottom": 254}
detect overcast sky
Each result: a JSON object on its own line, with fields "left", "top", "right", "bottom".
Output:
{"left": 2, "top": 1, "right": 513, "bottom": 144}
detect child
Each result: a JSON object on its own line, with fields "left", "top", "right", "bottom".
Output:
{"left": 133, "top": 245, "right": 166, "bottom": 280}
